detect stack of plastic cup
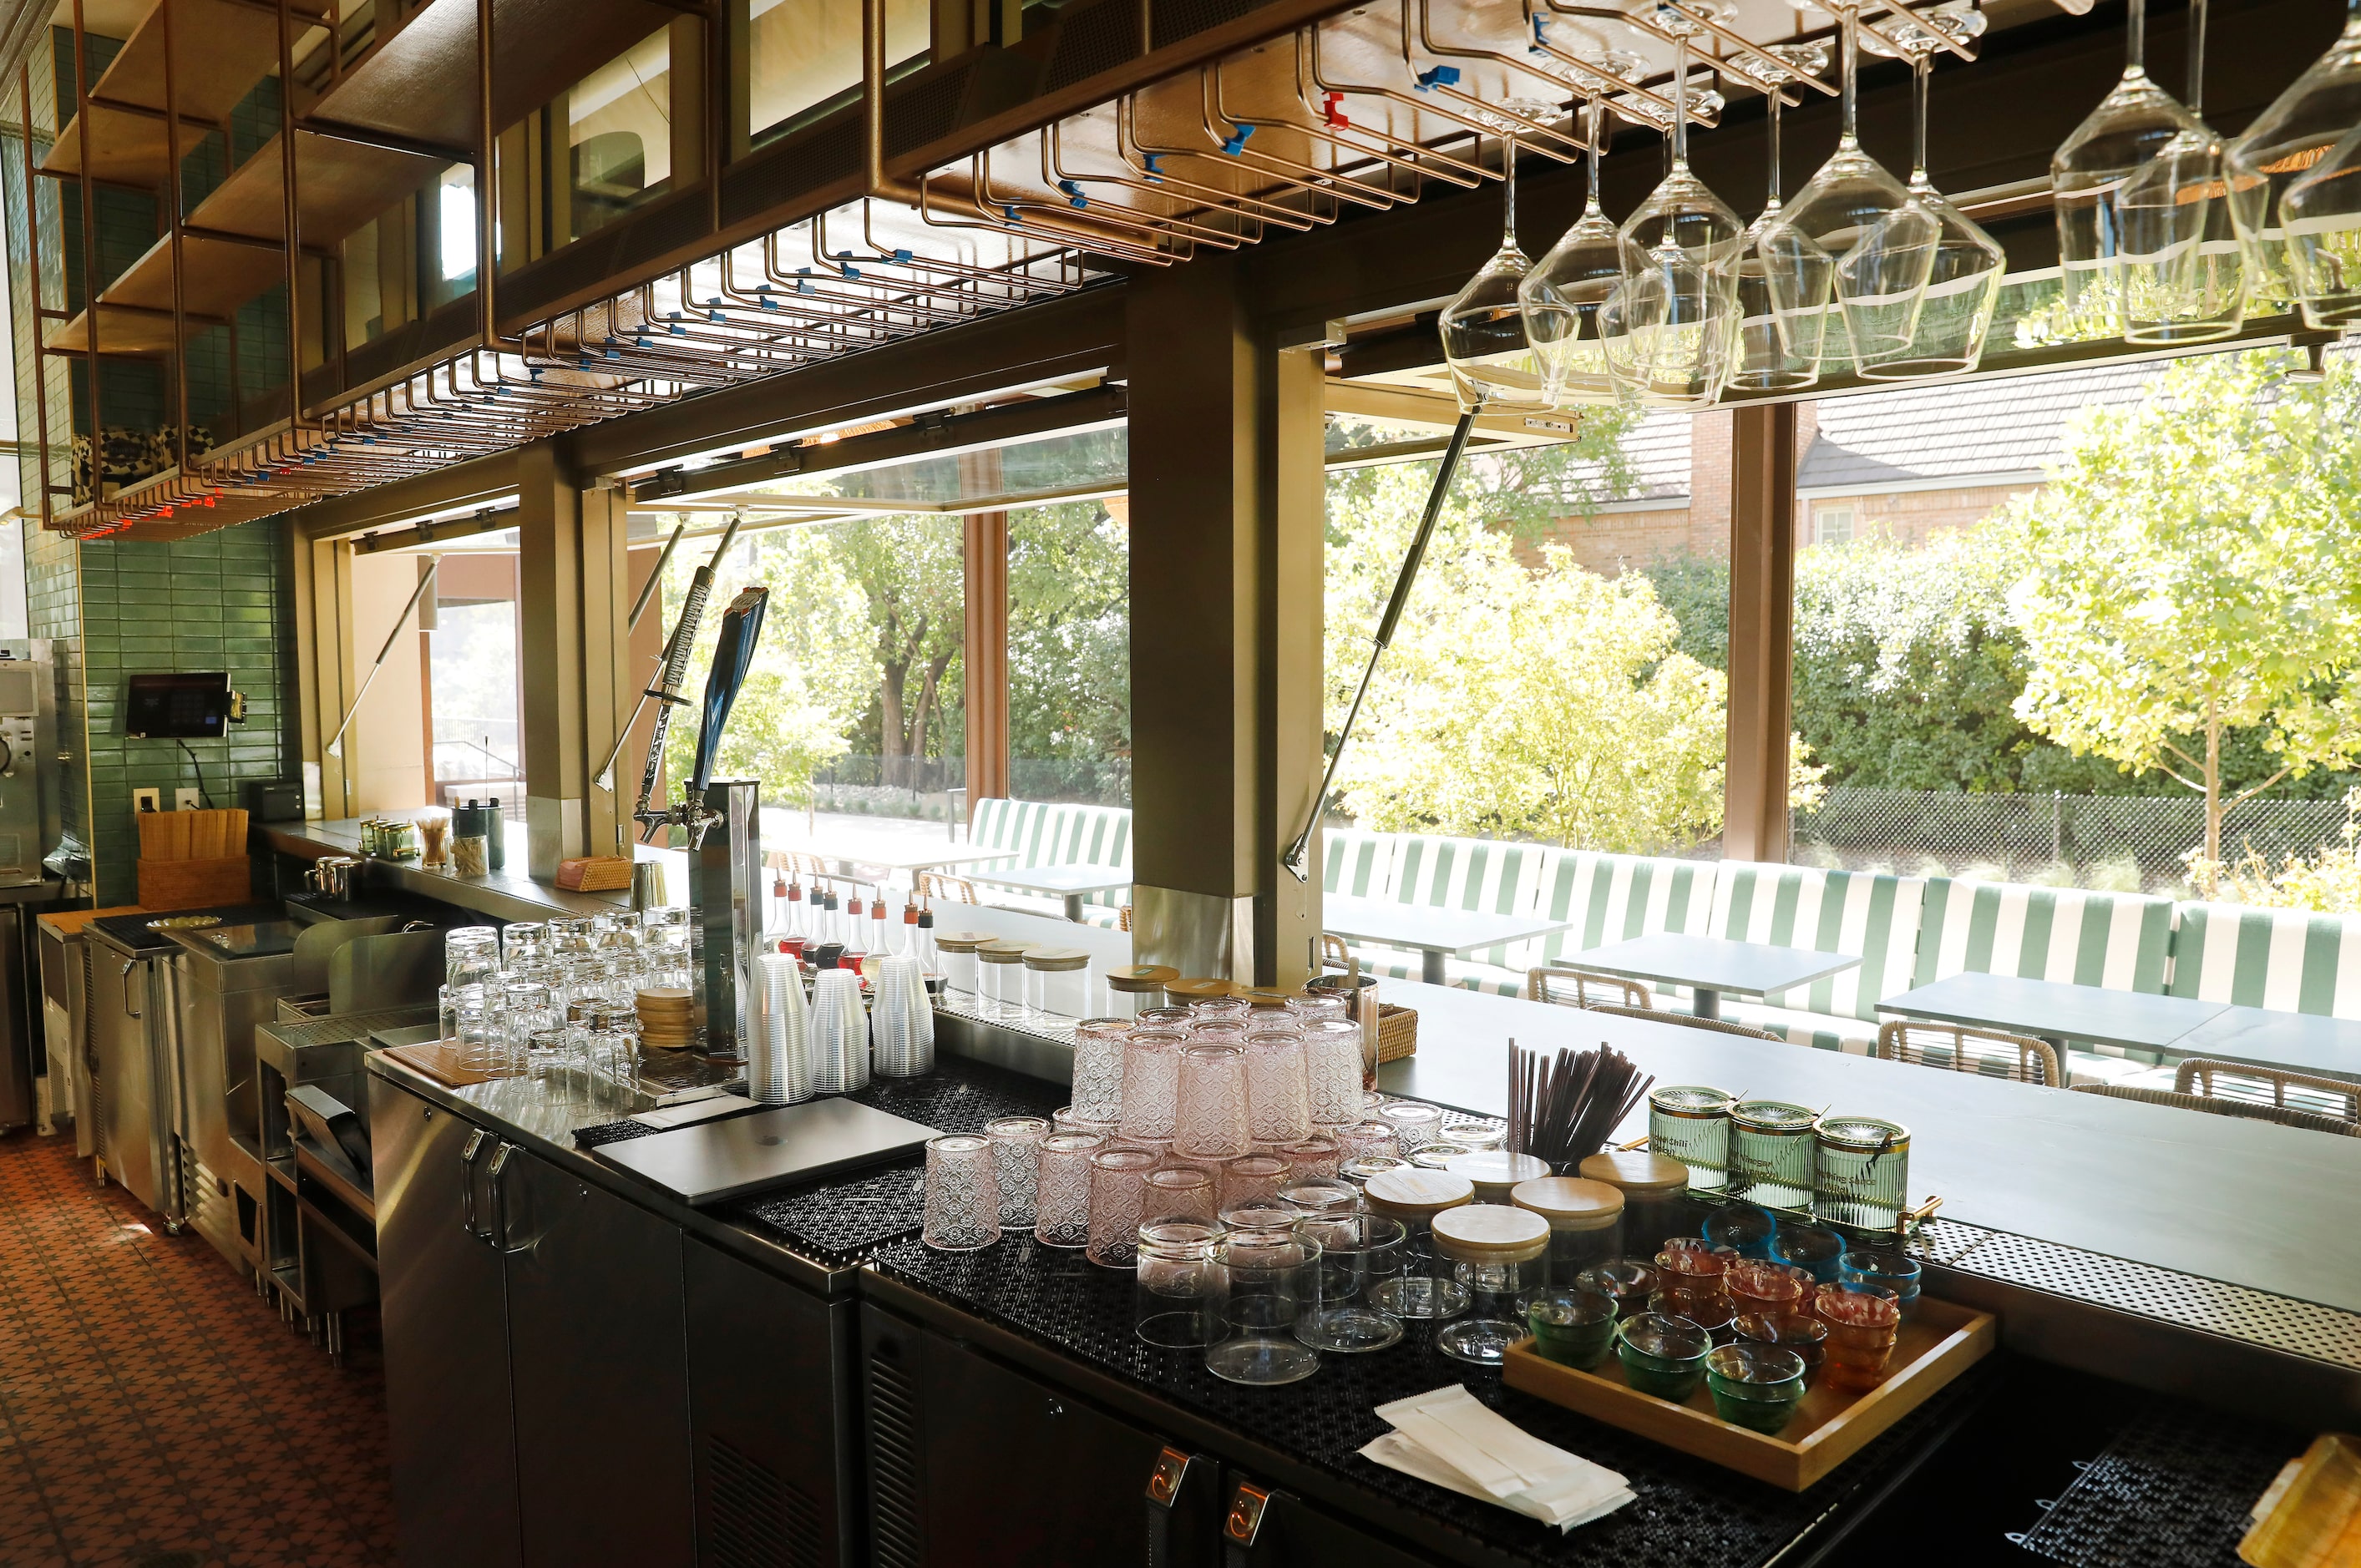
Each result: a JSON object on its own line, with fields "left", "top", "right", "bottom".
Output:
{"left": 753, "top": 952, "right": 810, "bottom": 1105}
{"left": 810, "top": 968, "right": 869, "bottom": 1095}
{"left": 871, "top": 956, "right": 935, "bottom": 1077}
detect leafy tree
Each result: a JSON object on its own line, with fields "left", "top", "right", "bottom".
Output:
{"left": 1325, "top": 461, "right": 1817, "bottom": 852}
{"left": 1008, "top": 500, "right": 1130, "bottom": 801}
{"left": 826, "top": 513, "right": 965, "bottom": 787}
{"left": 657, "top": 522, "right": 873, "bottom": 811}
{"left": 1999, "top": 349, "right": 2361, "bottom": 891}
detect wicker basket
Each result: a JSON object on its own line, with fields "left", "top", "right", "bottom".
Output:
{"left": 1376, "top": 1002, "right": 1417, "bottom": 1063}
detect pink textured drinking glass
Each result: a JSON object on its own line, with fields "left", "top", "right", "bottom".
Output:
{"left": 1337, "top": 1119, "right": 1400, "bottom": 1165}
{"left": 1244, "top": 1034, "right": 1312, "bottom": 1145}
{"left": 922, "top": 1135, "right": 1002, "bottom": 1252}
{"left": 1280, "top": 1133, "right": 1341, "bottom": 1180}
{"left": 1087, "top": 1147, "right": 1160, "bottom": 1267}
{"left": 1141, "top": 1164, "right": 1219, "bottom": 1227}
{"left": 1219, "top": 1152, "right": 1291, "bottom": 1211}
{"left": 985, "top": 1115, "right": 1050, "bottom": 1228}
{"left": 1303, "top": 1019, "right": 1368, "bottom": 1128}
{"left": 1035, "top": 1132, "right": 1106, "bottom": 1247}
{"left": 1117, "top": 1029, "right": 1186, "bottom": 1141}
{"left": 1173, "top": 1044, "right": 1252, "bottom": 1159}
{"left": 1069, "top": 1018, "right": 1132, "bottom": 1123}
{"left": 1192, "top": 997, "right": 1252, "bottom": 1026}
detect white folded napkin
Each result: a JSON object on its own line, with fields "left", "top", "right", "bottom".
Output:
{"left": 1362, "top": 1386, "right": 1634, "bottom": 1533}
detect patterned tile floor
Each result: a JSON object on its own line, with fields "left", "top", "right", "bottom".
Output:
{"left": 0, "top": 1130, "right": 395, "bottom": 1568}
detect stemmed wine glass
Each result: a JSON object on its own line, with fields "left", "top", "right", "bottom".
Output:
{"left": 2051, "top": 0, "right": 2218, "bottom": 340}
{"left": 1856, "top": 4, "right": 2007, "bottom": 376}
{"left": 2110, "top": 0, "right": 2243, "bottom": 341}
{"left": 1758, "top": 3, "right": 1939, "bottom": 371}
{"left": 1605, "top": 7, "right": 1745, "bottom": 407}
{"left": 1727, "top": 43, "right": 1832, "bottom": 391}
{"left": 1522, "top": 99, "right": 1627, "bottom": 405}
{"left": 2227, "top": 0, "right": 2361, "bottom": 329}
{"left": 1440, "top": 111, "right": 1562, "bottom": 412}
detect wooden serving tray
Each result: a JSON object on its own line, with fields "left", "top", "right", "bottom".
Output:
{"left": 380, "top": 1040, "right": 523, "bottom": 1089}
{"left": 1502, "top": 1296, "right": 1997, "bottom": 1491}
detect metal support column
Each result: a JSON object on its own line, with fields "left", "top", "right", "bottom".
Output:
{"left": 962, "top": 509, "right": 1010, "bottom": 818}
{"left": 1126, "top": 256, "right": 1325, "bottom": 986}
{"left": 517, "top": 444, "right": 635, "bottom": 875}
{"left": 1724, "top": 402, "right": 1797, "bottom": 864}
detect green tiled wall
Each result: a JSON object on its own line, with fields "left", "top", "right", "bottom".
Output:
{"left": 79, "top": 521, "right": 297, "bottom": 906}
{"left": 23, "top": 524, "right": 87, "bottom": 873}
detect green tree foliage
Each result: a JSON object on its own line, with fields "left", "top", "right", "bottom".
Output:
{"left": 1999, "top": 349, "right": 2361, "bottom": 889}
{"left": 826, "top": 514, "right": 965, "bottom": 785}
{"left": 657, "top": 524, "right": 873, "bottom": 811}
{"left": 1007, "top": 501, "right": 1130, "bottom": 797}
{"left": 1326, "top": 460, "right": 1817, "bottom": 852}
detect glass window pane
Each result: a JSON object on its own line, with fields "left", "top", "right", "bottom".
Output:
{"left": 568, "top": 27, "right": 672, "bottom": 241}
{"left": 746, "top": 0, "right": 927, "bottom": 148}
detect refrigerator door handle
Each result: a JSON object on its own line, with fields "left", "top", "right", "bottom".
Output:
{"left": 460, "top": 1129, "right": 493, "bottom": 1239}
{"left": 487, "top": 1141, "right": 520, "bottom": 1252}
{"left": 120, "top": 959, "right": 140, "bottom": 1019}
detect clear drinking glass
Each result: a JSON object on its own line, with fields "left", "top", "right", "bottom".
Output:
{"left": 2227, "top": 0, "right": 2361, "bottom": 327}
{"left": 500, "top": 921, "right": 550, "bottom": 968}
{"left": 1069, "top": 1018, "right": 1131, "bottom": 1123}
{"left": 1292, "top": 1212, "right": 1406, "bottom": 1353}
{"left": 1206, "top": 1234, "right": 1323, "bottom": 1386}
{"left": 1137, "top": 1221, "right": 1224, "bottom": 1348}
{"left": 922, "top": 1135, "right": 1002, "bottom": 1252}
{"left": 1725, "top": 46, "right": 1834, "bottom": 392}
{"left": 1219, "top": 1152, "right": 1291, "bottom": 1212}
{"left": 1522, "top": 100, "right": 1628, "bottom": 407}
{"left": 1034, "top": 1132, "right": 1105, "bottom": 1247}
{"left": 2109, "top": 0, "right": 2242, "bottom": 342}
{"left": 1117, "top": 1029, "right": 1185, "bottom": 1141}
{"left": 1376, "top": 1100, "right": 1443, "bottom": 1154}
{"left": 1761, "top": 7, "right": 1938, "bottom": 369}
{"left": 1244, "top": 1034, "right": 1311, "bottom": 1146}
{"left": 1279, "top": 1135, "right": 1340, "bottom": 1181}
{"left": 1301, "top": 1019, "right": 1367, "bottom": 1128}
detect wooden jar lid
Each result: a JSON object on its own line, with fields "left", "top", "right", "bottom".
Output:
{"left": 1165, "top": 978, "right": 1239, "bottom": 1000}
{"left": 1431, "top": 1202, "right": 1551, "bottom": 1265}
{"left": 1021, "top": 946, "right": 1091, "bottom": 971}
{"left": 1362, "top": 1167, "right": 1476, "bottom": 1218}
{"left": 1106, "top": 964, "right": 1178, "bottom": 994}
{"left": 933, "top": 931, "right": 991, "bottom": 953}
{"left": 977, "top": 939, "right": 1034, "bottom": 964}
{"left": 1578, "top": 1151, "right": 1693, "bottom": 1196}
{"left": 1444, "top": 1150, "right": 1553, "bottom": 1202}
{"left": 1511, "top": 1176, "right": 1627, "bottom": 1231}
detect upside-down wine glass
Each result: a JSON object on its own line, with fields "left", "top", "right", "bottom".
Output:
{"left": 1440, "top": 114, "right": 1558, "bottom": 412}
{"left": 2111, "top": 0, "right": 2244, "bottom": 341}
{"left": 1729, "top": 43, "right": 1832, "bottom": 391}
{"left": 1604, "top": 8, "right": 1745, "bottom": 407}
{"left": 1856, "top": 4, "right": 2007, "bottom": 376}
{"left": 2226, "top": 0, "right": 2361, "bottom": 329}
{"left": 1759, "top": 4, "right": 1939, "bottom": 371}
{"left": 2051, "top": 0, "right": 2217, "bottom": 339}
{"left": 1521, "top": 99, "right": 1627, "bottom": 405}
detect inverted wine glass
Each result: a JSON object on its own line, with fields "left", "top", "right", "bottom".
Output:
{"left": 1440, "top": 129, "right": 1553, "bottom": 412}
{"left": 1730, "top": 43, "right": 1832, "bottom": 392}
{"left": 2051, "top": 0, "right": 2217, "bottom": 339}
{"left": 1758, "top": 6, "right": 1939, "bottom": 370}
{"left": 2225, "top": 0, "right": 2361, "bottom": 328}
{"left": 2111, "top": 0, "right": 2243, "bottom": 341}
{"left": 1521, "top": 100, "right": 1627, "bottom": 405}
{"left": 1609, "top": 8, "right": 1745, "bottom": 407}
{"left": 1856, "top": 6, "right": 2007, "bottom": 376}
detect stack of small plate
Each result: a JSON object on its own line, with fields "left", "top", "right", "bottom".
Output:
{"left": 636, "top": 985, "right": 697, "bottom": 1051}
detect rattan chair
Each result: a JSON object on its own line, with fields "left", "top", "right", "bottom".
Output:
{"left": 2073, "top": 1082, "right": 2361, "bottom": 1136}
{"left": 2173, "top": 1057, "right": 2361, "bottom": 1125}
{"left": 1585, "top": 1003, "right": 1780, "bottom": 1041}
{"left": 916, "top": 871, "right": 979, "bottom": 904}
{"left": 1526, "top": 966, "right": 1654, "bottom": 1011}
{"left": 1875, "top": 1021, "right": 2061, "bottom": 1087}
{"left": 1320, "top": 933, "right": 1355, "bottom": 974}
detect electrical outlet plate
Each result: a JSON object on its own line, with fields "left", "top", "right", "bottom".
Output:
{"left": 134, "top": 787, "right": 161, "bottom": 814}
{"left": 175, "top": 788, "right": 200, "bottom": 811}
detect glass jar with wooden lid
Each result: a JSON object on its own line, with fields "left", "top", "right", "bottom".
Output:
{"left": 1021, "top": 945, "right": 1093, "bottom": 1019}
{"left": 1164, "top": 977, "right": 1239, "bottom": 1006}
{"left": 1512, "top": 1176, "right": 1626, "bottom": 1287}
{"left": 1444, "top": 1149, "right": 1552, "bottom": 1205}
{"left": 1362, "top": 1168, "right": 1475, "bottom": 1320}
{"left": 1430, "top": 1204, "right": 1552, "bottom": 1366}
{"left": 975, "top": 940, "right": 1033, "bottom": 1018}
{"left": 1103, "top": 964, "right": 1178, "bottom": 1019}
{"left": 1578, "top": 1150, "right": 1694, "bottom": 1258}
{"left": 934, "top": 930, "right": 990, "bottom": 996}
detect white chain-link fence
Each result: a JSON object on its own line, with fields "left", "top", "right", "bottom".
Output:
{"left": 1791, "top": 787, "right": 2353, "bottom": 893}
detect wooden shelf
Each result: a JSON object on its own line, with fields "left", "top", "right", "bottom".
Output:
{"left": 42, "top": 229, "right": 280, "bottom": 353}
{"left": 42, "top": 0, "right": 335, "bottom": 184}
{"left": 188, "top": 125, "right": 448, "bottom": 241}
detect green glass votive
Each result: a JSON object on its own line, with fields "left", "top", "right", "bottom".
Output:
{"left": 1614, "top": 1312, "right": 1710, "bottom": 1400}
{"left": 1528, "top": 1288, "right": 1618, "bottom": 1369}
{"left": 1705, "top": 1343, "right": 1807, "bottom": 1433}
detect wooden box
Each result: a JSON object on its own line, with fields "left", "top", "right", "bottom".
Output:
{"left": 136, "top": 855, "right": 252, "bottom": 912}
{"left": 1502, "top": 1296, "right": 1997, "bottom": 1491}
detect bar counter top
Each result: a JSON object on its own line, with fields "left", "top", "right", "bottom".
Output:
{"left": 261, "top": 817, "right": 680, "bottom": 925}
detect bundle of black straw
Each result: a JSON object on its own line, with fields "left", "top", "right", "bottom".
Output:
{"left": 1506, "top": 1037, "right": 1654, "bottom": 1171}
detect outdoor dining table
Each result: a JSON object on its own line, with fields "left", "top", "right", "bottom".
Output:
{"left": 1878, "top": 973, "right": 2361, "bottom": 1085}
{"left": 966, "top": 862, "right": 1132, "bottom": 922}
{"left": 1569, "top": 933, "right": 1864, "bottom": 1020}
{"left": 1321, "top": 897, "right": 1574, "bottom": 987}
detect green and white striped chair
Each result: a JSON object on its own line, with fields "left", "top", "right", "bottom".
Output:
{"left": 1910, "top": 878, "right": 2177, "bottom": 1085}
{"left": 1470, "top": 851, "right": 1722, "bottom": 999}
{"left": 1329, "top": 832, "right": 1553, "bottom": 991}
{"left": 1320, "top": 827, "right": 1400, "bottom": 901}
{"left": 1711, "top": 865, "right": 1928, "bottom": 1054}
{"left": 2166, "top": 901, "right": 2361, "bottom": 1017}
